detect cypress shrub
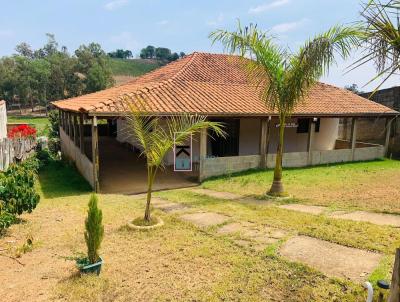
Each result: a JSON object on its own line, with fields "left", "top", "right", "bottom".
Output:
{"left": 84, "top": 194, "right": 104, "bottom": 264}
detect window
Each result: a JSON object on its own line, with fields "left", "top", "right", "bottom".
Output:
{"left": 209, "top": 119, "right": 240, "bottom": 157}
{"left": 297, "top": 118, "right": 320, "bottom": 133}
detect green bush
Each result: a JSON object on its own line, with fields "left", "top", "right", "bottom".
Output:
{"left": 0, "top": 158, "right": 40, "bottom": 218}
{"left": 84, "top": 194, "right": 104, "bottom": 264}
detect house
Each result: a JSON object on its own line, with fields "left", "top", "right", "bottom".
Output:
{"left": 53, "top": 53, "right": 398, "bottom": 194}
{"left": 0, "top": 100, "right": 7, "bottom": 139}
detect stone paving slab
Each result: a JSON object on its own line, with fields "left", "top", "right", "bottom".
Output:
{"left": 330, "top": 210, "right": 400, "bottom": 227}
{"left": 180, "top": 212, "right": 230, "bottom": 227}
{"left": 279, "top": 204, "right": 327, "bottom": 215}
{"left": 189, "top": 188, "right": 242, "bottom": 200}
{"left": 280, "top": 236, "right": 382, "bottom": 282}
{"left": 153, "top": 202, "right": 189, "bottom": 213}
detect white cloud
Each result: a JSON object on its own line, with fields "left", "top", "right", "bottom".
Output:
{"left": 104, "top": 0, "right": 129, "bottom": 11}
{"left": 271, "top": 18, "right": 308, "bottom": 33}
{"left": 110, "top": 32, "right": 140, "bottom": 50}
{"left": 206, "top": 13, "right": 224, "bottom": 27}
{"left": 249, "top": 0, "right": 290, "bottom": 14}
{"left": 157, "top": 20, "right": 169, "bottom": 26}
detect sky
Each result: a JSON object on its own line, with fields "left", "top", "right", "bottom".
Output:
{"left": 0, "top": 0, "right": 398, "bottom": 91}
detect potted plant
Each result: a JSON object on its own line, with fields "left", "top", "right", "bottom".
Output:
{"left": 76, "top": 194, "right": 104, "bottom": 275}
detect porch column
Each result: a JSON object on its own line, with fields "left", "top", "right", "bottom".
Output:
{"left": 79, "top": 114, "right": 85, "bottom": 154}
{"left": 384, "top": 117, "right": 393, "bottom": 157}
{"left": 307, "top": 118, "right": 316, "bottom": 165}
{"left": 259, "top": 117, "right": 270, "bottom": 169}
{"left": 69, "top": 113, "right": 74, "bottom": 137}
{"left": 58, "top": 110, "right": 63, "bottom": 131}
{"left": 199, "top": 128, "right": 207, "bottom": 182}
{"left": 73, "top": 115, "right": 79, "bottom": 146}
{"left": 91, "top": 116, "right": 100, "bottom": 192}
{"left": 350, "top": 117, "right": 358, "bottom": 161}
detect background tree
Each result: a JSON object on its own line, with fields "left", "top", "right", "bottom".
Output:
{"left": 351, "top": 0, "right": 400, "bottom": 91}
{"left": 210, "top": 23, "right": 360, "bottom": 195}
{"left": 124, "top": 98, "right": 225, "bottom": 222}
{"left": 0, "top": 35, "right": 114, "bottom": 109}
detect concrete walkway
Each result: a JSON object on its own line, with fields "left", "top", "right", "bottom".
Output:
{"left": 153, "top": 195, "right": 383, "bottom": 282}
{"left": 188, "top": 187, "right": 400, "bottom": 228}
{"left": 280, "top": 236, "right": 382, "bottom": 282}
{"left": 279, "top": 204, "right": 400, "bottom": 227}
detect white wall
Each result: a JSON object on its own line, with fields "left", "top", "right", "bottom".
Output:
{"left": 0, "top": 102, "right": 7, "bottom": 139}
{"left": 268, "top": 117, "right": 339, "bottom": 153}
{"left": 239, "top": 118, "right": 260, "bottom": 155}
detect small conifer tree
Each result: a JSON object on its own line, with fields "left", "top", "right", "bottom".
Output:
{"left": 84, "top": 194, "right": 104, "bottom": 264}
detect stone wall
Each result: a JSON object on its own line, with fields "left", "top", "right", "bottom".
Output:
{"left": 60, "top": 128, "right": 94, "bottom": 187}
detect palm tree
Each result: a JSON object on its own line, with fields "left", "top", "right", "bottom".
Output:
{"left": 350, "top": 0, "right": 400, "bottom": 91}
{"left": 123, "top": 98, "right": 225, "bottom": 222}
{"left": 210, "top": 22, "right": 360, "bottom": 195}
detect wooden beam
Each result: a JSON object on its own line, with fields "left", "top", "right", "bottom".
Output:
{"left": 259, "top": 117, "right": 269, "bottom": 169}
{"left": 91, "top": 116, "right": 100, "bottom": 192}
{"left": 307, "top": 118, "right": 316, "bottom": 165}
{"left": 199, "top": 128, "right": 207, "bottom": 182}
{"left": 79, "top": 114, "right": 85, "bottom": 154}
{"left": 350, "top": 118, "right": 357, "bottom": 161}
{"left": 385, "top": 118, "right": 393, "bottom": 157}
{"left": 73, "top": 115, "right": 79, "bottom": 146}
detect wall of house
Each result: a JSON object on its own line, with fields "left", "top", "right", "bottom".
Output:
{"left": 200, "top": 145, "right": 384, "bottom": 179}
{"left": 60, "top": 128, "right": 94, "bottom": 188}
{"left": 239, "top": 118, "right": 261, "bottom": 155}
{"left": 267, "top": 117, "right": 339, "bottom": 153}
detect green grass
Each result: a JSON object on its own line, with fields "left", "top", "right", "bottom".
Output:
{"left": 0, "top": 160, "right": 372, "bottom": 301}
{"left": 7, "top": 115, "right": 49, "bottom": 136}
{"left": 38, "top": 160, "right": 91, "bottom": 198}
{"left": 202, "top": 159, "right": 400, "bottom": 214}
{"left": 109, "top": 58, "right": 163, "bottom": 76}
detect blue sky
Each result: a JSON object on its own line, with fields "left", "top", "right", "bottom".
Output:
{"left": 0, "top": 0, "right": 398, "bottom": 91}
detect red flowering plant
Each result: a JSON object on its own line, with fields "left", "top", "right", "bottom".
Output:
{"left": 8, "top": 125, "right": 37, "bottom": 139}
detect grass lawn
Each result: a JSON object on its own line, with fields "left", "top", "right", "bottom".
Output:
{"left": 202, "top": 159, "right": 400, "bottom": 214}
{"left": 109, "top": 58, "right": 163, "bottom": 77}
{"left": 0, "top": 160, "right": 379, "bottom": 301}
{"left": 7, "top": 115, "right": 49, "bottom": 136}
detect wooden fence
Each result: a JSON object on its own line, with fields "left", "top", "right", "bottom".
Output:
{"left": 0, "top": 138, "right": 36, "bottom": 171}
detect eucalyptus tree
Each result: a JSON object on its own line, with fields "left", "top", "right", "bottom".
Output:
{"left": 210, "top": 23, "right": 360, "bottom": 195}
{"left": 124, "top": 99, "right": 225, "bottom": 222}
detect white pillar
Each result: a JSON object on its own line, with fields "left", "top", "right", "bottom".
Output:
{"left": 307, "top": 118, "right": 316, "bottom": 165}
{"left": 91, "top": 116, "right": 100, "bottom": 192}
{"left": 199, "top": 128, "right": 207, "bottom": 182}
{"left": 350, "top": 118, "right": 357, "bottom": 161}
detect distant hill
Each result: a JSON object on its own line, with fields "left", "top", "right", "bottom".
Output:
{"left": 109, "top": 58, "right": 163, "bottom": 76}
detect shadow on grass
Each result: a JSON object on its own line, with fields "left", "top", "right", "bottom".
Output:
{"left": 39, "top": 160, "right": 92, "bottom": 199}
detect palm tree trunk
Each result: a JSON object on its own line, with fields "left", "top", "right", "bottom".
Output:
{"left": 269, "top": 115, "right": 285, "bottom": 195}
{"left": 144, "top": 166, "right": 157, "bottom": 222}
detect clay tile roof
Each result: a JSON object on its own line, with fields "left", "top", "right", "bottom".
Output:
{"left": 52, "top": 52, "right": 398, "bottom": 117}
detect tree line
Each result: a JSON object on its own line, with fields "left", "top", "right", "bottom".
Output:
{"left": 0, "top": 34, "right": 114, "bottom": 110}
{"left": 108, "top": 45, "right": 185, "bottom": 62}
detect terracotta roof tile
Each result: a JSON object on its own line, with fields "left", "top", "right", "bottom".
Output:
{"left": 52, "top": 52, "right": 398, "bottom": 117}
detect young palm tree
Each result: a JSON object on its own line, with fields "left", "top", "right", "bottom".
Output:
{"left": 123, "top": 99, "right": 225, "bottom": 222}
{"left": 350, "top": 0, "right": 400, "bottom": 91}
{"left": 210, "top": 22, "right": 360, "bottom": 195}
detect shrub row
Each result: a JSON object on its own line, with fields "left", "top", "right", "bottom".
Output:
{"left": 0, "top": 156, "right": 41, "bottom": 231}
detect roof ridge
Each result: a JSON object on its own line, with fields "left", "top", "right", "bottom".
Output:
{"left": 169, "top": 52, "right": 198, "bottom": 81}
